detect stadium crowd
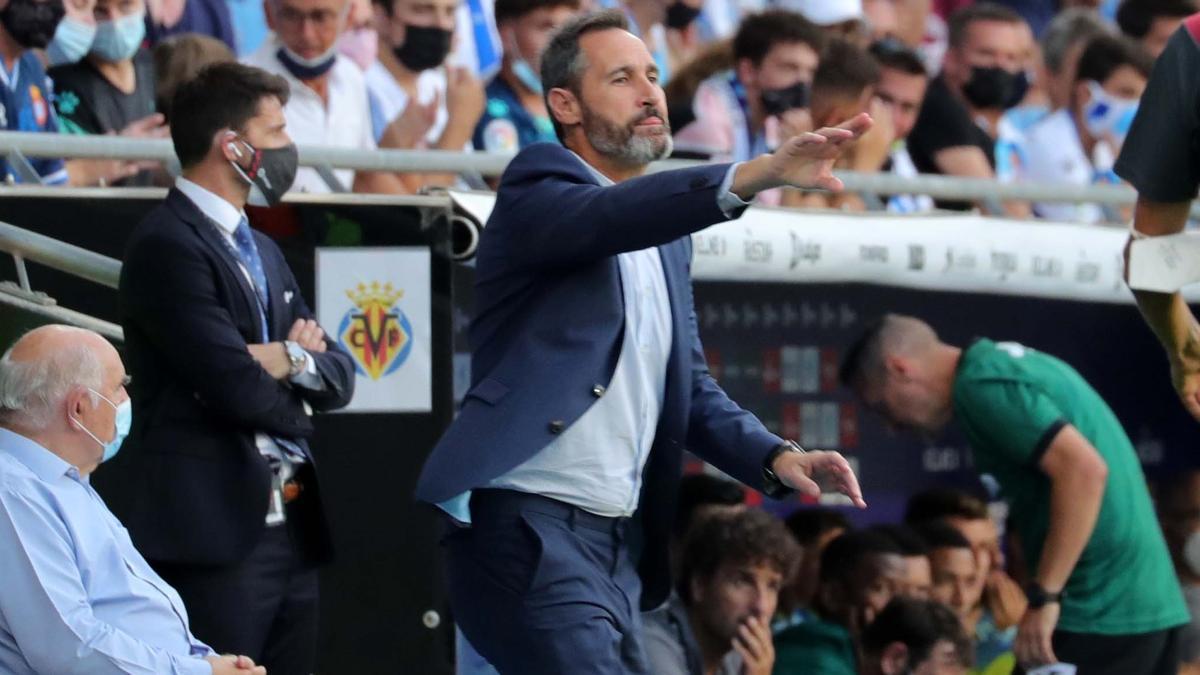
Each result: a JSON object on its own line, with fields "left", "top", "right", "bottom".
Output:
{"left": 0, "top": 0, "right": 1192, "bottom": 218}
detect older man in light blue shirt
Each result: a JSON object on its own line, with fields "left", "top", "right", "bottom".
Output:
{"left": 0, "top": 325, "right": 265, "bottom": 675}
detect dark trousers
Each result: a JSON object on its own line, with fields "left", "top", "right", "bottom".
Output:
{"left": 445, "top": 489, "right": 651, "bottom": 675}
{"left": 1015, "top": 626, "right": 1181, "bottom": 675}
{"left": 154, "top": 524, "right": 320, "bottom": 675}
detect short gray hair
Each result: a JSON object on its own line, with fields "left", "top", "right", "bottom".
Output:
{"left": 0, "top": 340, "right": 104, "bottom": 430}
{"left": 541, "top": 9, "right": 630, "bottom": 142}
{"left": 1041, "top": 8, "right": 1112, "bottom": 74}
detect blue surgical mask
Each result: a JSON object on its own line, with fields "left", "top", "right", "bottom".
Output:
{"left": 512, "top": 56, "right": 542, "bottom": 94}
{"left": 1082, "top": 80, "right": 1139, "bottom": 144}
{"left": 91, "top": 9, "right": 145, "bottom": 62}
{"left": 46, "top": 15, "right": 96, "bottom": 66}
{"left": 276, "top": 42, "right": 339, "bottom": 80}
{"left": 72, "top": 388, "right": 132, "bottom": 462}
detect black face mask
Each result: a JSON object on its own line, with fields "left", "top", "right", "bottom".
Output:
{"left": 393, "top": 24, "right": 453, "bottom": 72}
{"left": 760, "top": 80, "right": 811, "bottom": 117}
{"left": 230, "top": 139, "right": 299, "bottom": 206}
{"left": 961, "top": 65, "right": 1021, "bottom": 110}
{"left": 665, "top": 1, "right": 701, "bottom": 29}
{"left": 0, "top": 0, "right": 65, "bottom": 49}
{"left": 1004, "top": 69, "right": 1030, "bottom": 108}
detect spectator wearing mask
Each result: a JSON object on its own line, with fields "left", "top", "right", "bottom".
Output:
{"left": 472, "top": 0, "right": 579, "bottom": 153}
{"left": 335, "top": 0, "right": 374, "bottom": 70}
{"left": 50, "top": 0, "right": 172, "bottom": 186}
{"left": 674, "top": 10, "right": 823, "bottom": 207}
{"left": 1012, "top": 34, "right": 1151, "bottom": 223}
{"left": 144, "top": 0, "right": 237, "bottom": 51}
{"left": 1159, "top": 470, "right": 1200, "bottom": 672}
{"left": 869, "top": 37, "right": 932, "bottom": 213}
{"left": 842, "top": 316, "right": 1189, "bottom": 675}
{"left": 871, "top": 523, "right": 934, "bottom": 601}
{"left": 1116, "top": 0, "right": 1197, "bottom": 58}
{"left": 247, "top": 0, "right": 406, "bottom": 193}
{"left": 662, "top": 0, "right": 703, "bottom": 77}
{"left": 777, "top": 507, "right": 850, "bottom": 628}
{"left": 992, "top": 8, "right": 1112, "bottom": 188}
{"left": 0, "top": 0, "right": 69, "bottom": 184}
{"left": 774, "top": 529, "right": 909, "bottom": 675}
{"left": 644, "top": 508, "right": 799, "bottom": 675}
{"left": 861, "top": 597, "right": 973, "bottom": 675}
{"left": 368, "top": 0, "right": 486, "bottom": 191}
{"left": 44, "top": 0, "right": 94, "bottom": 65}
{"left": 0, "top": 326, "right": 266, "bottom": 675}
{"left": 794, "top": 37, "right": 884, "bottom": 210}
{"left": 906, "top": 3, "right": 1030, "bottom": 213}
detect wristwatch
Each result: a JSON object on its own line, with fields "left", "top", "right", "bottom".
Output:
{"left": 283, "top": 340, "right": 308, "bottom": 377}
{"left": 1025, "top": 582, "right": 1064, "bottom": 609}
{"left": 762, "top": 440, "right": 805, "bottom": 498}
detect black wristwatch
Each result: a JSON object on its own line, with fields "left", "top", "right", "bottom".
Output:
{"left": 762, "top": 440, "right": 805, "bottom": 498}
{"left": 1025, "top": 582, "right": 1064, "bottom": 609}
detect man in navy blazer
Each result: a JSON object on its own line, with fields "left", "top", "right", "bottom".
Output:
{"left": 115, "top": 63, "right": 355, "bottom": 675}
{"left": 415, "top": 10, "right": 871, "bottom": 674}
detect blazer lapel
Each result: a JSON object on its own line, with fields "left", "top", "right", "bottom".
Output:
{"left": 167, "top": 190, "right": 266, "bottom": 343}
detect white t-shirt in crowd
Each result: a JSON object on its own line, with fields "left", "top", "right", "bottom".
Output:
{"left": 364, "top": 61, "right": 449, "bottom": 148}
{"left": 244, "top": 36, "right": 376, "bottom": 193}
{"left": 1016, "top": 109, "right": 1104, "bottom": 224}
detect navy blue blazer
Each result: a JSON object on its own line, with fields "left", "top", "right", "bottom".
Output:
{"left": 415, "top": 142, "right": 786, "bottom": 608}
{"left": 112, "top": 189, "right": 355, "bottom": 567}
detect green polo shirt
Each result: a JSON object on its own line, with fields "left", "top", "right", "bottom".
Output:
{"left": 953, "top": 339, "right": 1187, "bottom": 635}
{"left": 773, "top": 616, "right": 856, "bottom": 675}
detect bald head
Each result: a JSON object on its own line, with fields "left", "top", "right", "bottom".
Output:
{"left": 839, "top": 314, "right": 940, "bottom": 390}
{"left": 0, "top": 326, "right": 120, "bottom": 432}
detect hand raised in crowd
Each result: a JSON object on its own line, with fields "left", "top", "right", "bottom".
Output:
{"left": 288, "top": 319, "right": 327, "bottom": 353}
{"left": 384, "top": 90, "right": 440, "bottom": 150}
{"left": 205, "top": 654, "right": 267, "bottom": 674}
{"left": 984, "top": 569, "right": 1028, "bottom": 630}
{"left": 1013, "top": 602, "right": 1060, "bottom": 670}
{"left": 443, "top": 66, "right": 486, "bottom": 138}
{"left": 733, "top": 615, "right": 774, "bottom": 675}
{"left": 771, "top": 447, "right": 866, "bottom": 508}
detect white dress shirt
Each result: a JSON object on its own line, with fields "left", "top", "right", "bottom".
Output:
{"left": 243, "top": 36, "right": 376, "bottom": 193}
{"left": 175, "top": 177, "right": 322, "bottom": 466}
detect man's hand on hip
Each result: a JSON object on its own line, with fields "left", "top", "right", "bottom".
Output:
{"left": 772, "top": 448, "right": 866, "bottom": 508}
{"left": 247, "top": 343, "right": 291, "bottom": 380}
{"left": 206, "top": 654, "right": 266, "bottom": 674}
{"left": 1014, "top": 603, "right": 1061, "bottom": 669}
{"left": 731, "top": 113, "right": 873, "bottom": 199}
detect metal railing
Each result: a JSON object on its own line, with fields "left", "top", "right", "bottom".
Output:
{"left": 0, "top": 220, "right": 123, "bottom": 340}
{"left": 0, "top": 131, "right": 1147, "bottom": 213}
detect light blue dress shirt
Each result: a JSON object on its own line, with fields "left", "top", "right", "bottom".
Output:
{"left": 0, "top": 427, "right": 214, "bottom": 674}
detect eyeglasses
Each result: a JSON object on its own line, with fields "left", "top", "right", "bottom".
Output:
{"left": 277, "top": 4, "right": 346, "bottom": 28}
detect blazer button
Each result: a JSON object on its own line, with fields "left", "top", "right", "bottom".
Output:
{"left": 548, "top": 420, "right": 566, "bottom": 434}
{"left": 592, "top": 384, "right": 606, "bottom": 398}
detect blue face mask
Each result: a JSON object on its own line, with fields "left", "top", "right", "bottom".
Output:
{"left": 46, "top": 15, "right": 96, "bottom": 66}
{"left": 73, "top": 389, "right": 132, "bottom": 462}
{"left": 91, "top": 9, "right": 145, "bottom": 62}
{"left": 512, "top": 56, "right": 542, "bottom": 94}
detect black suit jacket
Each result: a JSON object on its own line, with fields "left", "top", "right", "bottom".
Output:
{"left": 114, "top": 188, "right": 355, "bottom": 566}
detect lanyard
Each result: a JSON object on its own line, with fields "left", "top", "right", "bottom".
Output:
{"left": 727, "top": 74, "right": 769, "bottom": 158}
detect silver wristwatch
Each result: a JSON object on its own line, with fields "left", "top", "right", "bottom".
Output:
{"left": 283, "top": 340, "right": 308, "bottom": 377}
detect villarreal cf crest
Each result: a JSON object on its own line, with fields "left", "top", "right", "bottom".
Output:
{"left": 338, "top": 281, "right": 413, "bottom": 380}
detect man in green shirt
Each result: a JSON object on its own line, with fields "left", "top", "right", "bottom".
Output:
{"left": 774, "top": 529, "right": 909, "bottom": 675}
{"left": 840, "top": 314, "right": 1189, "bottom": 675}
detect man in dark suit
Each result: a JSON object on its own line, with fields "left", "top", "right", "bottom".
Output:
{"left": 415, "top": 10, "right": 871, "bottom": 674}
{"left": 115, "top": 62, "right": 355, "bottom": 675}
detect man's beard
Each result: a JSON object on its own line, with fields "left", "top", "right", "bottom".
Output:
{"left": 581, "top": 104, "right": 673, "bottom": 167}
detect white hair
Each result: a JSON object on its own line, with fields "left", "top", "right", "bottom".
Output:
{"left": 0, "top": 339, "right": 104, "bottom": 431}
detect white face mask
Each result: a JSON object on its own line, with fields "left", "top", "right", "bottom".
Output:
{"left": 1081, "top": 80, "right": 1138, "bottom": 143}
{"left": 1183, "top": 531, "right": 1200, "bottom": 577}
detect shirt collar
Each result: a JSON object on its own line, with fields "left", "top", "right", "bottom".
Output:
{"left": 175, "top": 177, "right": 245, "bottom": 236}
{"left": 0, "top": 427, "right": 77, "bottom": 484}
{"left": 567, "top": 150, "right": 614, "bottom": 186}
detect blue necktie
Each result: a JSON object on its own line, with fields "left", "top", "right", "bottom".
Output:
{"left": 229, "top": 218, "right": 308, "bottom": 463}
{"left": 232, "top": 216, "right": 270, "bottom": 340}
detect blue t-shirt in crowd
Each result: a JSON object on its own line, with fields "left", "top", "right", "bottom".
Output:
{"left": 0, "top": 52, "right": 68, "bottom": 185}
{"left": 472, "top": 76, "right": 556, "bottom": 153}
